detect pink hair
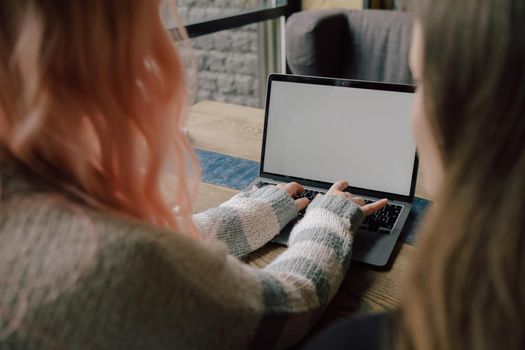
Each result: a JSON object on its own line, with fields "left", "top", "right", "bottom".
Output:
{"left": 0, "top": 0, "right": 200, "bottom": 236}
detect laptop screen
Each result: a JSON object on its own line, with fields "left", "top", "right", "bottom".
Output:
{"left": 262, "top": 78, "right": 416, "bottom": 197}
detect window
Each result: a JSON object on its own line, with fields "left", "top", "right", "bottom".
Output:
{"left": 162, "top": 0, "right": 299, "bottom": 107}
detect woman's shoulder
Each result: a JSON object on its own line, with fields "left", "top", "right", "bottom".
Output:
{"left": 0, "top": 159, "right": 229, "bottom": 305}
{"left": 0, "top": 157, "right": 222, "bottom": 256}
{"left": 0, "top": 182, "right": 225, "bottom": 277}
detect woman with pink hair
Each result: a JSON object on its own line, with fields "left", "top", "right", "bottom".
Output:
{"left": 0, "top": 1, "right": 385, "bottom": 349}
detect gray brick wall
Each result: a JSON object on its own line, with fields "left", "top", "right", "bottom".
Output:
{"left": 176, "top": 1, "right": 261, "bottom": 107}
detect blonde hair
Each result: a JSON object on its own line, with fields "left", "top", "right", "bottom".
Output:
{"left": 0, "top": 0, "right": 200, "bottom": 236}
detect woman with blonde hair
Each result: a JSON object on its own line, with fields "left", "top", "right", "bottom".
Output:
{"left": 0, "top": 1, "right": 386, "bottom": 349}
{"left": 305, "top": 0, "right": 525, "bottom": 349}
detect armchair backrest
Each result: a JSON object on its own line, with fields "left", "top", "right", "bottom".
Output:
{"left": 286, "top": 9, "right": 414, "bottom": 85}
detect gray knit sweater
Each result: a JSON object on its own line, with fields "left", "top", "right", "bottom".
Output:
{"left": 0, "top": 161, "right": 364, "bottom": 349}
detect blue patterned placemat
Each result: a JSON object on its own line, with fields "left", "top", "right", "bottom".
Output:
{"left": 196, "top": 149, "right": 430, "bottom": 246}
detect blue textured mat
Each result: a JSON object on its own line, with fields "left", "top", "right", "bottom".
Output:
{"left": 196, "top": 149, "right": 430, "bottom": 246}
{"left": 196, "top": 149, "right": 259, "bottom": 190}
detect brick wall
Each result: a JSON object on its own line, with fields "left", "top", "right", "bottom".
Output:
{"left": 177, "top": 1, "right": 261, "bottom": 107}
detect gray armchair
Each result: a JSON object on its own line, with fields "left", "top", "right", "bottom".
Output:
{"left": 286, "top": 9, "right": 414, "bottom": 85}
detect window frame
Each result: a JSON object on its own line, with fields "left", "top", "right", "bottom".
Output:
{"left": 183, "top": 3, "right": 294, "bottom": 39}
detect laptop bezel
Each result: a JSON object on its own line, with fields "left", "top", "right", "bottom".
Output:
{"left": 259, "top": 73, "right": 419, "bottom": 203}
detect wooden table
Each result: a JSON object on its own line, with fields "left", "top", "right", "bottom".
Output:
{"left": 187, "top": 100, "right": 427, "bottom": 333}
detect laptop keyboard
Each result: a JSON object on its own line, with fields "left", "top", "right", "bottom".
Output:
{"left": 361, "top": 200, "right": 402, "bottom": 234}
{"left": 254, "top": 181, "right": 403, "bottom": 234}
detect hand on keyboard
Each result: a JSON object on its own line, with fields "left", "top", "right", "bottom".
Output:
{"left": 326, "top": 181, "right": 388, "bottom": 216}
{"left": 275, "top": 182, "right": 310, "bottom": 211}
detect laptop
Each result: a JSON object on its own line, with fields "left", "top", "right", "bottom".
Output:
{"left": 247, "top": 74, "right": 418, "bottom": 267}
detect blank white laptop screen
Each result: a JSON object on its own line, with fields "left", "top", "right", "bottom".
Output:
{"left": 263, "top": 80, "right": 416, "bottom": 196}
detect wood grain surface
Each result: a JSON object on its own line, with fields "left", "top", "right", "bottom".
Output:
{"left": 186, "top": 100, "right": 422, "bottom": 333}
{"left": 188, "top": 101, "right": 264, "bottom": 162}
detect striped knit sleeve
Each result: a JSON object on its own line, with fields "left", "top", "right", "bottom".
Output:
{"left": 250, "top": 194, "right": 365, "bottom": 347}
{"left": 192, "top": 186, "right": 298, "bottom": 258}
{"left": 144, "top": 193, "right": 364, "bottom": 348}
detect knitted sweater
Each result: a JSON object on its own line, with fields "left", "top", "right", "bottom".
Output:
{"left": 0, "top": 161, "right": 364, "bottom": 350}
